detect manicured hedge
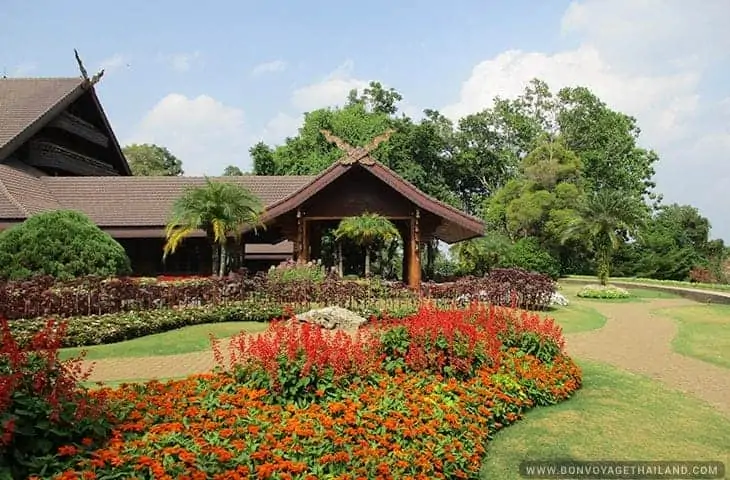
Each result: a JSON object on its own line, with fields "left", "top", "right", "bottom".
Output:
{"left": 8, "top": 300, "right": 419, "bottom": 348}
{"left": 0, "top": 268, "right": 556, "bottom": 320}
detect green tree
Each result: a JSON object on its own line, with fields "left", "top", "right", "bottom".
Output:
{"left": 222, "top": 165, "right": 245, "bottom": 176}
{"left": 0, "top": 210, "right": 130, "bottom": 280}
{"left": 333, "top": 213, "right": 400, "bottom": 277}
{"left": 163, "top": 179, "right": 263, "bottom": 276}
{"left": 557, "top": 86, "right": 659, "bottom": 203}
{"left": 250, "top": 142, "right": 277, "bottom": 175}
{"left": 562, "top": 190, "right": 647, "bottom": 285}
{"left": 625, "top": 203, "right": 719, "bottom": 280}
{"left": 450, "top": 232, "right": 512, "bottom": 277}
{"left": 123, "top": 143, "right": 184, "bottom": 176}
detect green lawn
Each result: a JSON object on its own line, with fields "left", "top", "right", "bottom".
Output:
{"left": 655, "top": 304, "right": 730, "bottom": 369}
{"left": 60, "top": 322, "right": 268, "bottom": 360}
{"left": 544, "top": 303, "right": 606, "bottom": 334}
{"left": 558, "top": 282, "right": 680, "bottom": 302}
{"left": 566, "top": 275, "right": 730, "bottom": 292}
{"left": 480, "top": 361, "right": 730, "bottom": 478}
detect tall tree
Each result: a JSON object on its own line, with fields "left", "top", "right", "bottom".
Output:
{"left": 123, "top": 143, "right": 184, "bottom": 176}
{"left": 250, "top": 142, "right": 276, "bottom": 175}
{"left": 222, "top": 165, "right": 245, "bottom": 176}
{"left": 163, "top": 179, "right": 263, "bottom": 276}
{"left": 562, "top": 189, "right": 646, "bottom": 285}
{"left": 556, "top": 86, "right": 659, "bottom": 202}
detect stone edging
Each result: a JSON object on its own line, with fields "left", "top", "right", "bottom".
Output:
{"left": 561, "top": 277, "right": 730, "bottom": 305}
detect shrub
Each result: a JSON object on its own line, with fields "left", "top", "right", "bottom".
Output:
{"left": 8, "top": 301, "right": 290, "bottom": 348}
{"left": 503, "top": 237, "right": 561, "bottom": 279}
{"left": 577, "top": 284, "right": 631, "bottom": 299}
{"left": 0, "top": 210, "right": 131, "bottom": 281}
{"left": 689, "top": 266, "right": 718, "bottom": 284}
{"left": 268, "top": 259, "right": 328, "bottom": 283}
{"left": 423, "top": 268, "right": 557, "bottom": 310}
{"left": 0, "top": 319, "right": 112, "bottom": 478}
{"left": 8, "top": 300, "right": 417, "bottom": 349}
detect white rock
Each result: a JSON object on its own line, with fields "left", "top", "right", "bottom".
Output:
{"left": 295, "top": 306, "right": 367, "bottom": 330}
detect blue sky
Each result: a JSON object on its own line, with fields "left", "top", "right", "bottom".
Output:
{"left": 2, "top": 0, "right": 729, "bottom": 240}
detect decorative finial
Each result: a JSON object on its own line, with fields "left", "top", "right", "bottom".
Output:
{"left": 320, "top": 128, "right": 396, "bottom": 166}
{"left": 74, "top": 49, "right": 105, "bottom": 86}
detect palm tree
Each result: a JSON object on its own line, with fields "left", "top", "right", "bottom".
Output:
{"left": 334, "top": 213, "right": 400, "bottom": 277}
{"left": 164, "top": 178, "right": 263, "bottom": 276}
{"left": 562, "top": 189, "right": 646, "bottom": 285}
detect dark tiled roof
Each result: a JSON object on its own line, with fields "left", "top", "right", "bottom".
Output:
{"left": 0, "top": 164, "right": 61, "bottom": 218}
{"left": 41, "top": 175, "right": 317, "bottom": 226}
{"left": 0, "top": 78, "right": 84, "bottom": 158}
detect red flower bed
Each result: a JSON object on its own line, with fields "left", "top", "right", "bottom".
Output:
{"left": 3, "top": 304, "right": 581, "bottom": 479}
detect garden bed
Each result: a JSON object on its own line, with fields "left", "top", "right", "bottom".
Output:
{"left": 1, "top": 303, "right": 581, "bottom": 479}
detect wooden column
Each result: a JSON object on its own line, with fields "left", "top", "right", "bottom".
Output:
{"left": 296, "top": 209, "right": 309, "bottom": 262}
{"left": 408, "top": 209, "right": 422, "bottom": 290}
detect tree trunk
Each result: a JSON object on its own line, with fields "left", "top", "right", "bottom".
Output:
{"left": 338, "top": 242, "right": 344, "bottom": 277}
{"left": 364, "top": 248, "right": 371, "bottom": 277}
{"left": 211, "top": 241, "right": 220, "bottom": 277}
{"left": 218, "top": 243, "right": 227, "bottom": 277}
{"left": 597, "top": 245, "right": 610, "bottom": 286}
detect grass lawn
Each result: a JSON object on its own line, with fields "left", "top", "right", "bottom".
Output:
{"left": 566, "top": 275, "right": 730, "bottom": 293}
{"left": 544, "top": 303, "right": 606, "bottom": 334}
{"left": 655, "top": 304, "right": 730, "bottom": 369}
{"left": 60, "top": 322, "right": 268, "bottom": 360}
{"left": 480, "top": 360, "right": 730, "bottom": 478}
{"left": 558, "top": 282, "right": 680, "bottom": 302}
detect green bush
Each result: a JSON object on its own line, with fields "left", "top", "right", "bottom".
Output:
{"left": 577, "top": 284, "right": 631, "bottom": 299}
{"left": 8, "top": 300, "right": 416, "bottom": 348}
{"left": 267, "top": 259, "right": 327, "bottom": 283}
{"left": 504, "top": 237, "right": 561, "bottom": 279}
{"left": 0, "top": 210, "right": 131, "bottom": 281}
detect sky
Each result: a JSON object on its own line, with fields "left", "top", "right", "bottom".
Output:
{"left": 2, "top": 0, "right": 729, "bottom": 240}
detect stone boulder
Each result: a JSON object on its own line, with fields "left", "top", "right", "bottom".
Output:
{"left": 295, "top": 306, "right": 367, "bottom": 331}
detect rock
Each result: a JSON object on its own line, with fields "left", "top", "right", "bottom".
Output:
{"left": 295, "top": 306, "right": 367, "bottom": 330}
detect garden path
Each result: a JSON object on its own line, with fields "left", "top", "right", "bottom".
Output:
{"left": 84, "top": 297, "right": 730, "bottom": 417}
{"left": 566, "top": 297, "right": 730, "bottom": 416}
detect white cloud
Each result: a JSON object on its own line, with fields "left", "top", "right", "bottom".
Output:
{"left": 291, "top": 60, "right": 369, "bottom": 111}
{"left": 443, "top": 0, "right": 730, "bottom": 239}
{"left": 98, "top": 54, "right": 128, "bottom": 73}
{"left": 251, "top": 60, "right": 287, "bottom": 76}
{"left": 165, "top": 51, "right": 202, "bottom": 72}
{"left": 258, "top": 112, "right": 302, "bottom": 144}
{"left": 561, "top": 0, "right": 730, "bottom": 72}
{"left": 442, "top": 46, "right": 700, "bottom": 145}
{"left": 127, "top": 93, "right": 249, "bottom": 175}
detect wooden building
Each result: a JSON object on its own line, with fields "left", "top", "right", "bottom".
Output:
{"left": 0, "top": 76, "right": 484, "bottom": 288}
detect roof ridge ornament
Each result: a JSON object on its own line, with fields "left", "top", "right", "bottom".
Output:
{"left": 74, "top": 49, "right": 105, "bottom": 87}
{"left": 320, "top": 128, "right": 395, "bottom": 166}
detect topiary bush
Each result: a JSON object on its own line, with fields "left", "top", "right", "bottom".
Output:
{"left": 0, "top": 210, "right": 131, "bottom": 281}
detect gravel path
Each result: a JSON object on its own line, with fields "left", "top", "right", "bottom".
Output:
{"left": 566, "top": 297, "right": 730, "bottom": 416}
{"left": 84, "top": 297, "right": 730, "bottom": 417}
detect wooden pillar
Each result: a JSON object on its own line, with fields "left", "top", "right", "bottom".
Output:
{"left": 296, "top": 209, "right": 309, "bottom": 262}
{"left": 408, "top": 209, "right": 422, "bottom": 290}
